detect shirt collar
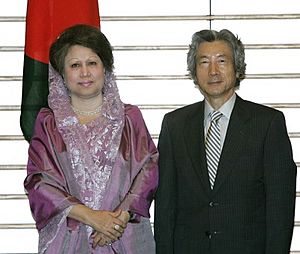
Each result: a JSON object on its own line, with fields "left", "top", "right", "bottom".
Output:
{"left": 204, "top": 93, "right": 236, "bottom": 122}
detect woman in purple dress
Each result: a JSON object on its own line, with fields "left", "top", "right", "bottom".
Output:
{"left": 24, "top": 24, "right": 158, "bottom": 254}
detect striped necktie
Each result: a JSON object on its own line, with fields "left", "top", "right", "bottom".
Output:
{"left": 205, "top": 111, "right": 223, "bottom": 189}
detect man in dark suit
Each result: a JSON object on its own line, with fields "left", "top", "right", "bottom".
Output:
{"left": 154, "top": 29, "right": 297, "bottom": 254}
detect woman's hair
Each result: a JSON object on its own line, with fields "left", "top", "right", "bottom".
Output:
{"left": 187, "top": 29, "right": 246, "bottom": 87}
{"left": 50, "top": 24, "right": 114, "bottom": 75}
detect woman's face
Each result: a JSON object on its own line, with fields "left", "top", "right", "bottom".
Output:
{"left": 63, "top": 45, "right": 105, "bottom": 101}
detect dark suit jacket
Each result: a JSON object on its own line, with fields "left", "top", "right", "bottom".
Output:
{"left": 154, "top": 95, "right": 297, "bottom": 254}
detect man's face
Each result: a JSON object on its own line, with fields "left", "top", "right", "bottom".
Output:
{"left": 196, "top": 40, "right": 237, "bottom": 106}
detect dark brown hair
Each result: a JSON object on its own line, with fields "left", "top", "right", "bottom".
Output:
{"left": 50, "top": 24, "right": 114, "bottom": 75}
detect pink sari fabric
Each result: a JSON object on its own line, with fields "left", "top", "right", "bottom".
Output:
{"left": 48, "top": 65, "right": 125, "bottom": 216}
{"left": 24, "top": 66, "right": 158, "bottom": 253}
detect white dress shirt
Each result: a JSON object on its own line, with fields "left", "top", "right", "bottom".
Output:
{"left": 204, "top": 93, "right": 236, "bottom": 150}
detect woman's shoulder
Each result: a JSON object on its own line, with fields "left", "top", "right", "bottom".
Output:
{"left": 33, "top": 107, "right": 51, "bottom": 123}
{"left": 32, "top": 108, "right": 65, "bottom": 151}
{"left": 124, "top": 104, "right": 143, "bottom": 119}
{"left": 34, "top": 108, "right": 56, "bottom": 128}
{"left": 124, "top": 103, "right": 141, "bottom": 114}
{"left": 123, "top": 104, "right": 147, "bottom": 127}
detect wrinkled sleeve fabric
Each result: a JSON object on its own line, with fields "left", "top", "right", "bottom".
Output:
{"left": 24, "top": 108, "right": 82, "bottom": 231}
{"left": 115, "top": 104, "right": 159, "bottom": 220}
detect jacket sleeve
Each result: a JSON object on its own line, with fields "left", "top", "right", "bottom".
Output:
{"left": 24, "top": 108, "right": 82, "bottom": 231}
{"left": 264, "top": 111, "right": 297, "bottom": 254}
{"left": 154, "top": 114, "right": 176, "bottom": 254}
{"left": 115, "top": 105, "right": 159, "bottom": 220}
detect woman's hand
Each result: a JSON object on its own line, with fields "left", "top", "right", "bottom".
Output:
{"left": 91, "top": 231, "right": 112, "bottom": 248}
{"left": 68, "top": 205, "right": 126, "bottom": 241}
{"left": 117, "top": 210, "right": 130, "bottom": 224}
{"left": 88, "top": 209, "right": 126, "bottom": 240}
{"left": 91, "top": 210, "right": 131, "bottom": 248}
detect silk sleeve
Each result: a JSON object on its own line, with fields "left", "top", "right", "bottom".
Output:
{"left": 115, "top": 105, "right": 159, "bottom": 220}
{"left": 24, "top": 108, "right": 82, "bottom": 230}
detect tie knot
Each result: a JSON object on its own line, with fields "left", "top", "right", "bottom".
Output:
{"left": 211, "top": 111, "right": 222, "bottom": 122}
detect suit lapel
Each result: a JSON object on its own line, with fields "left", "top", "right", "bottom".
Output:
{"left": 212, "top": 96, "right": 250, "bottom": 194}
{"left": 183, "top": 101, "right": 212, "bottom": 195}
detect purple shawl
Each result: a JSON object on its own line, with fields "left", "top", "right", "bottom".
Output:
{"left": 24, "top": 67, "right": 158, "bottom": 253}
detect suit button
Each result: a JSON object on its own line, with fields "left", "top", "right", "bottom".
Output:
{"left": 205, "top": 231, "right": 212, "bottom": 239}
{"left": 209, "top": 201, "right": 219, "bottom": 207}
{"left": 205, "top": 231, "right": 221, "bottom": 239}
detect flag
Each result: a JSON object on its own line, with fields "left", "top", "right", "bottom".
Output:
{"left": 20, "top": 0, "right": 100, "bottom": 141}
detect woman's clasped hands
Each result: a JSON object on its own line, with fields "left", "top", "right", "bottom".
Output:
{"left": 90, "top": 210, "right": 130, "bottom": 248}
